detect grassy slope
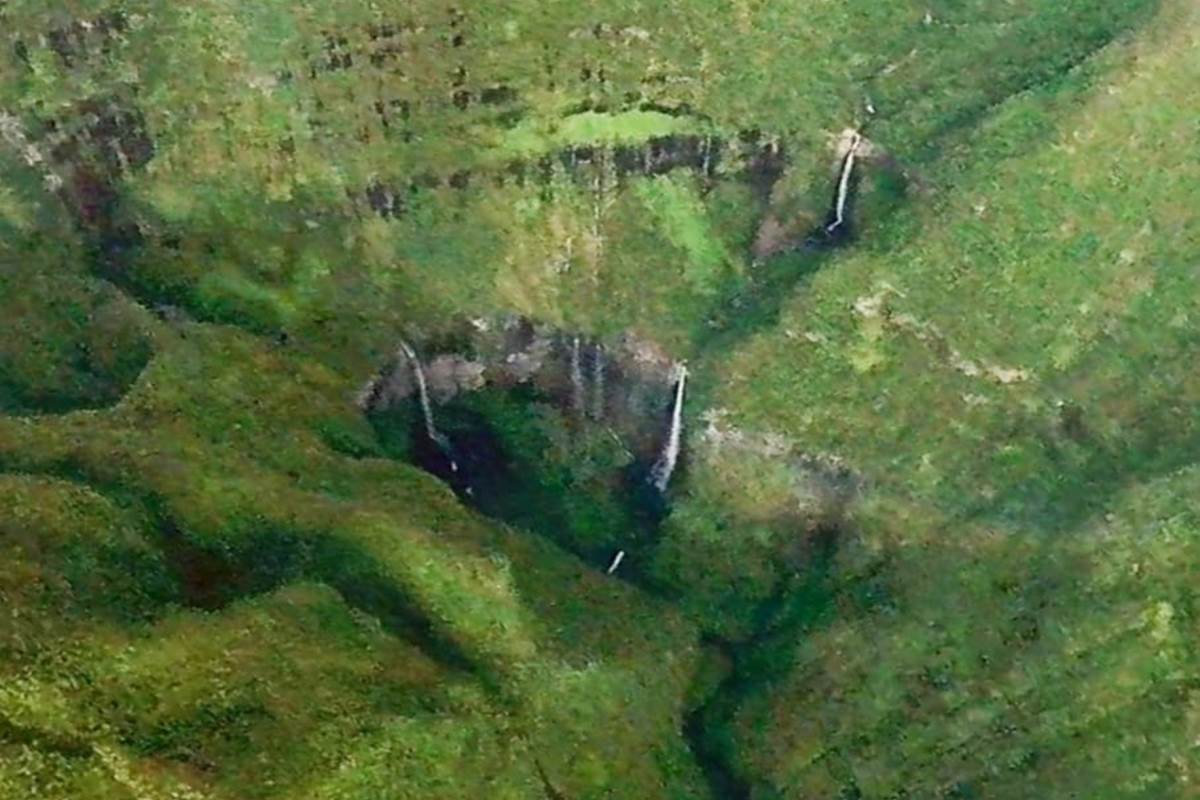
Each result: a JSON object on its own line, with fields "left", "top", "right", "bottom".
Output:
{"left": 706, "top": 0, "right": 1200, "bottom": 794}
{"left": 714, "top": 0, "right": 1198, "bottom": 529}
{"left": 729, "top": 470, "right": 1200, "bottom": 797}
{"left": 0, "top": 322, "right": 705, "bottom": 798}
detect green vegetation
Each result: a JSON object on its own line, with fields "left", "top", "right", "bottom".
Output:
{"left": 688, "top": 0, "right": 1200, "bottom": 794}
{"left": 2, "top": 0, "right": 1198, "bottom": 797}
{"left": 0, "top": 261, "right": 154, "bottom": 413}
{"left": 714, "top": 0, "right": 1200, "bottom": 530}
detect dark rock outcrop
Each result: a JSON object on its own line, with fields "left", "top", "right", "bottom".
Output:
{"left": 359, "top": 315, "right": 681, "bottom": 461}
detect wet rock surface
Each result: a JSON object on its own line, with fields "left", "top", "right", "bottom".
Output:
{"left": 360, "top": 315, "right": 681, "bottom": 463}
{"left": 751, "top": 128, "right": 907, "bottom": 260}
{"left": 355, "top": 127, "right": 787, "bottom": 221}
{"left": 358, "top": 315, "right": 692, "bottom": 573}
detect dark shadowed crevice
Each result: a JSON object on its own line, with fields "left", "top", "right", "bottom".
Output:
{"left": 0, "top": 341, "right": 152, "bottom": 416}
{"left": 153, "top": 513, "right": 305, "bottom": 612}
{"left": 309, "top": 532, "right": 488, "bottom": 685}
{"left": 682, "top": 661, "right": 752, "bottom": 800}
{"left": 0, "top": 3, "right": 1177, "bottom": 796}
{"left": 0, "top": 459, "right": 487, "bottom": 689}
{"left": 154, "top": 505, "right": 491, "bottom": 686}
{"left": 534, "top": 757, "right": 571, "bottom": 800}
{"left": 360, "top": 325, "right": 685, "bottom": 577}
{"left": 876, "top": 0, "right": 1163, "bottom": 168}
{"left": 395, "top": 393, "right": 670, "bottom": 581}
{"left": 679, "top": 523, "right": 867, "bottom": 800}
{"left": 0, "top": 255, "right": 156, "bottom": 417}
{"left": 691, "top": 144, "right": 870, "bottom": 359}
{"left": 373, "top": 364, "right": 867, "bottom": 799}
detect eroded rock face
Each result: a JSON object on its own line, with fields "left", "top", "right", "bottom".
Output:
{"left": 359, "top": 315, "right": 680, "bottom": 458}
{"left": 699, "top": 407, "right": 865, "bottom": 526}
{"left": 356, "top": 129, "right": 787, "bottom": 221}
{"left": 751, "top": 129, "right": 906, "bottom": 261}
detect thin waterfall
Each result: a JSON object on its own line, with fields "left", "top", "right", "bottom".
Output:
{"left": 590, "top": 343, "right": 606, "bottom": 420}
{"left": 570, "top": 336, "right": 584, "bottom": 416}
{"left": 650, "top": 363, "right": 688, "bottom": 492}
{"left": 825, "top": 131, "right": 862, "bottom": 234}
{"left": 399, "top": 340, "right": 445, "bottom": 447}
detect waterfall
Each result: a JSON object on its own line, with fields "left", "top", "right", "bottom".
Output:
{"left": 399, "top": 340, "right": 461, "bottom": 476}
{"left": 650, "top": 363, "right": 688, "bottom": 492}
{"left": 590, "top": 343, "right": 606, "bottom": 420}
{"left": 399, "top": 341, "right": 443, "bottom": 444}
{"left": 606, "top": 550, "right": 625, "bottom": 575}
{"left": 570, "top": 336, "right": 584, "bottom": 416}
{"left": 826, "top": 131, "right": 862, "bottom": 234}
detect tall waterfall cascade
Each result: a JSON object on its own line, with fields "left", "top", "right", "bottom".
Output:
{"left": 826, "top": 130, "right": 862, "bottom": 233}
{"left": 650, "top": 363, "right": 688, "bottom": 492}
{"left": 399, "top": 340, "right": 457, "bottom": 473}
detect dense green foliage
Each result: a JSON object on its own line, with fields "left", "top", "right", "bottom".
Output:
{"left": 2, "top": 0, "right": 1198, "bottom": 797}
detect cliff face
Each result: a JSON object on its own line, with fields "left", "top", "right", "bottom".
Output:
{"left": 3, "top": 0, "right": 1197, "bottom": 798}
{"left": 360, "top": 316, "right": 678, "bottom": 455}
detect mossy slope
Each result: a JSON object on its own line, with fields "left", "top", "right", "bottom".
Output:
{"left": 701, "top": 1, "right": 1200, "bottom": 794}
{"left": 0, "top": 0, "right": 1194, "bottom": 798}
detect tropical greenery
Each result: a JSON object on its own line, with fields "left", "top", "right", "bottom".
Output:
{"left": 1, "top": 0, "right": 1197, "bottom": 797}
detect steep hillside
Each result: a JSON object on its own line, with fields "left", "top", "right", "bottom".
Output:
{"left": 2, "top": 1, "right": 1197, "bottom": 798}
